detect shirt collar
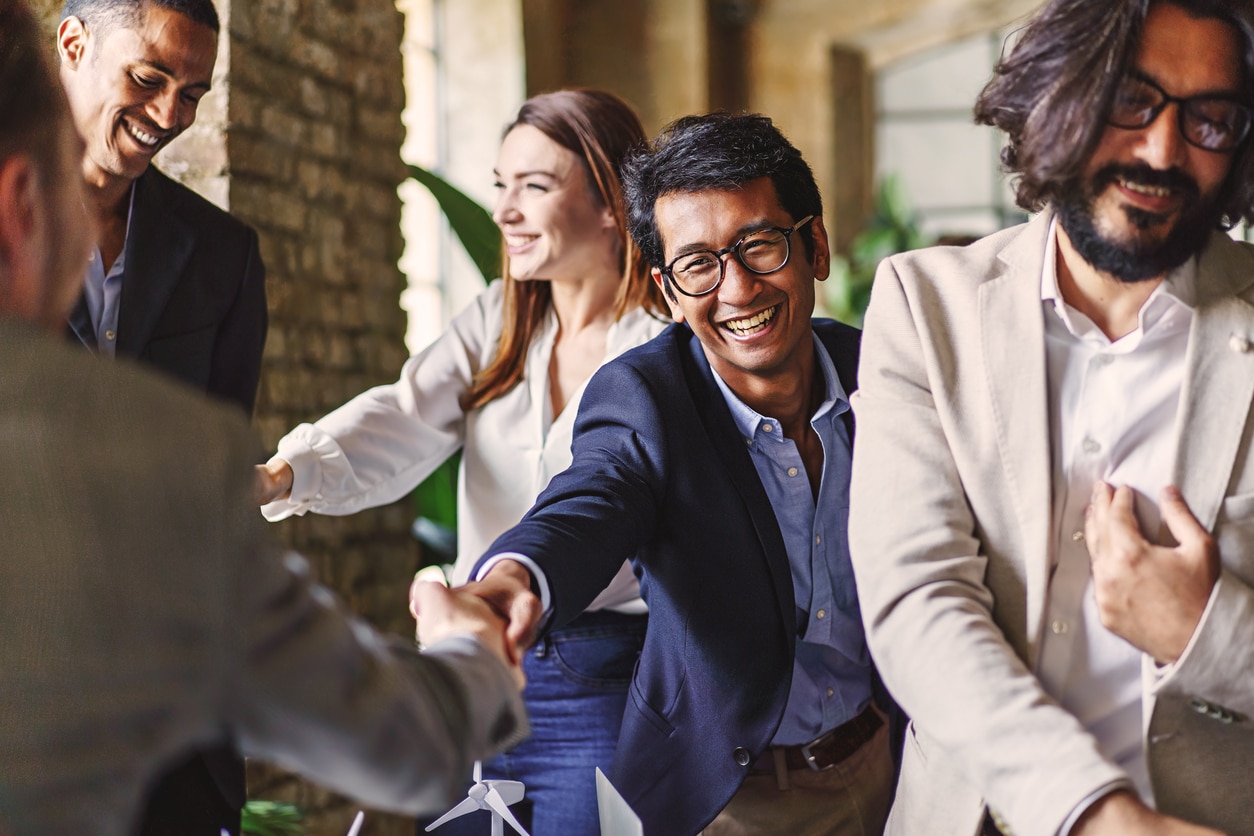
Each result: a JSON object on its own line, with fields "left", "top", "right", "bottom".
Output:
{"left": 87, "top": 181, "right": 138, "bottom": 276}
{"left": 1040, "top": 216, "right": 1196, "bottom": 344}
{"left": 712, "top": 330, "right": 849, "bottom": 442}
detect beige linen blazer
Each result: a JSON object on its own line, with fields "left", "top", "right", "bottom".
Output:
{"left": 849, "top": 211, "right": 1254, "bottom": 836}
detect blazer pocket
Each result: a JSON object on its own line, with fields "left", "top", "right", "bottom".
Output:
{"left": 1215, "top": 493, "right": 1254, "bottom": 584}
{"left": 628, "top": 677, "right": 675, "bottom": 737}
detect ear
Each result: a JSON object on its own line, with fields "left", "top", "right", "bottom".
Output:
{"left": 809, "top": 215, "right": 832, "bottom": 282}
{"left": 57, "top": 16, "right": 89, "bottom": 67}
{"left": 598, "top": 202, "right": 617, "bottom": 232}
{"left": 0, "top": 154, "right": 45, "bottom": 315}
{"left": 651, "top": 267, "right": 684, "bottom": 322}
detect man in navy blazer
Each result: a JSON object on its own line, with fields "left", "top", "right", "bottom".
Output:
{"left": 59, "top": 0, "right": 267, "bottom": 417}
{"left": 55, "top": 0, "right": 267, "bottom": 832}
{"left": 444, "top": 114, "right": 896, "bottom": 835}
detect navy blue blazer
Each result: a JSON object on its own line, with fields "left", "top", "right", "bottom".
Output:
{"left": 68, "top": 165, "right": 268, "bottom": 416}
{"left": 477, "top": 319, "right": 865, "bottom": 835}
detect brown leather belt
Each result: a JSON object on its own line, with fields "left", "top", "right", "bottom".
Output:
{"left": 752, "top": 704, "right": 882, "bottom": 773}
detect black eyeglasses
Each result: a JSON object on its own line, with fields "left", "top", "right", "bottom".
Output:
{"left": 1109, "top": 72, "right": 1252, "bottom": 152}
{"left": 660, "top": 215, "right": 815, "bottom": 297}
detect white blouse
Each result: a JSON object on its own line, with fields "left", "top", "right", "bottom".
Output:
{"left": 262, "top": 280, "right": 667, "bottom": 612}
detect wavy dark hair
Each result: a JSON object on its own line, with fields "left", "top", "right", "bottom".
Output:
{"left": 466, "top": 88, "right": 667, "bottom": 410}
{"left": 622, "top": 112, "right": 822, "bottom": 283}
{"left": 975, "top": 0, "right": 1254, "bottom": 226}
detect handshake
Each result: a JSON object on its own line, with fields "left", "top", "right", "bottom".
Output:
{"left": 408, "top": 561, "right": 544, "bottom": 691}
{"left": 255, "top": 460, "right": 543, "bottom": 689}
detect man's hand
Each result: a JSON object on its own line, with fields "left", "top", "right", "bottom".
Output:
{"left": 410, "top": 580, "right": 525, "bottom": 690}
{"left": 1073, "top": 790, "right": 1224, "bottom": 835}
{"left": 253, "top": 459, "right": 294, "bottom": 505}
{"left": 412, "top": 559, "right": 543, "bottom": 665}
{"left": 1085, "top": 482, "right": 1219, "bottom": 664}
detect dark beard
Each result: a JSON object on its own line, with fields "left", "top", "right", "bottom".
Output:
{"left": 1056, "top": 163, "right": 1220, "bottom": 283}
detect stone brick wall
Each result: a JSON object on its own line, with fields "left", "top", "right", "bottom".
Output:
{"left": 225, "top": 1, "right": 422, "bottom": 834}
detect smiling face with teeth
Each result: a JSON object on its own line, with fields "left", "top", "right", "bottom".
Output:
{"left": 1058, "top": 3, "right": 1244, "bottom": 282}
{"left": 491, "top": 124, "right": 622, "bottom": 287}
{"left": 652, "top": 177, "right": 829, "bottom": 406}
{"left": 57, "top": 3, "right": 216, "bottom": 195}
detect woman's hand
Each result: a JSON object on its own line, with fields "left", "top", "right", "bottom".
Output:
{"left": 253, "top": 459, "right": 294, "bottom": 505}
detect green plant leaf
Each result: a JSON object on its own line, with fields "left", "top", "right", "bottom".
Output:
{"left": 241, "top": 800, "right": 304, "bottom": 835}
{"left": 821, "top": 173, "right": 931, "bottom": 326}
{"left": 407, "top": 163, "right": 500, "bottom": 284}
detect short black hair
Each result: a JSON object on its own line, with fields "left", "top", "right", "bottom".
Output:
{"left": 1, "top": 0, "right": 67, "bottom": 181}
{"left": 622, "top": 112, "right": 822, "bottom": 272}
{"left": 62, "top": 0, "right": 220, "bottom": 36}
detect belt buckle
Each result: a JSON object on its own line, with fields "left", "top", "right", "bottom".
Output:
{"left": 799, "top": 728, "right": 835, "bottom": 771}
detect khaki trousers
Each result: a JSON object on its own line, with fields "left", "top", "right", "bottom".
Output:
{"left": 700, "top": 713, "right": 893, "bottom": 836}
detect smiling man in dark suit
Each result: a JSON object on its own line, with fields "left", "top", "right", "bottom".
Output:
{"left": 54, "top": 0, "right": 267, "bottom": 832}
{"left": 420, "top": 113, "right": 896, "bottom": 836}
{"left": 58, "top": 0, "right": 266, "bottom": 415}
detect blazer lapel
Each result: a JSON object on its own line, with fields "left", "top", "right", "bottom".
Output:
{"left": 116, "top": 168, "right": 194, "bottom": 357}
{"left": 67, "top": 294, "right": 95, "bottom": 350}
{"left": 979, "top": 213, "right": 1054, "bottom": 648}
{"left": 682, "top": 332, "right": 796, "bottom": 622}
{"left": 1171, "top": 234, "right": 1254, "bottom": 532}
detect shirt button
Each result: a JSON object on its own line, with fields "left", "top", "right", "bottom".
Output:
{"left": 787, "top": 467, "right": 798, "bottom": 477}
{"left": 762, "top": 424, "right": 773, "bottom": 433}
{"left": 733, "top": 747, "right": 752, "bottom": 767}
{"left": 1071, "top": 530, "right": 1084, "bottom": 542}
{"left": 816, "top": 609, "right": 826, "bottom": 620}
{"left": 1081, "top": 437, "right": 1101, "bottom": 455}
{"left": 814, "top": 535, "right": 821, "bottom": 545}
{"left": 104, "top": 330, "right": 116, "bottom": 341}
{"left": 1051, "top": 619, "right": 1069, "bottom": 635}
{"left": 826, "top": 688, "right": 835, "bottom": 698}
{"left": 1094, "top": 354, "right": 1114, "bottom": 366}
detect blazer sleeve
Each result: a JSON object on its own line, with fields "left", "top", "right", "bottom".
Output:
{"left": 207, "top": 225, "right": 268, "bottom": 416}
{"left": 223, "top": 437, "right": 527, "bottom": 815}
{"left": 848, "top": 257, "right": 1125, "bottom": 836}
{"left": 475, "top": 357, "right": 665, "bottom": 630}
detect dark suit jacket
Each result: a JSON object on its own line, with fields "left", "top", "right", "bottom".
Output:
{"left": 68, "top": 165, "right": 267, "bottom": 415}
{"left": 476, "top": 319, "right": 868, "bottom": 835}
{"left": 66, "top": 165, "right": 267, "bottom": 834}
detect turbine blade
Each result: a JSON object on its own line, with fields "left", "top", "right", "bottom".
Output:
{"left": 473, "top": 760, "right": 483, "bottom": 783}
{"left": 424, "top": 797, "right": 479, "bottom": 831}
{"left": 484, "top": 786, "right": 530, "bottom": 836}
{"left": 486, "top": 780, "right": 525, "bottom": 806}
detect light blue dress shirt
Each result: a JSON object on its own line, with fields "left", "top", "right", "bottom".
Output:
{"left": 711, "top": 332, "right": 872, "bottom": 745}
{"left": 81, "top": 184, "right": 135, "bottom": 358}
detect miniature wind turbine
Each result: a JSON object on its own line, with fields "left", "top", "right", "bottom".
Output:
{"left": 425, "top": 761, "right": 530, "bottom": 836}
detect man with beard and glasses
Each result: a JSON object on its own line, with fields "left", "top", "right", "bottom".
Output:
{"left": 848, "top": 1, "right": 1254, "bottom": 835}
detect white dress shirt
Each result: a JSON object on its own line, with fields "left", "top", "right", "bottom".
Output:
{"left": 263, "top": 280, "right": 667, "bottom": 611}
{"left": 1038, "top": 219, "right": 1195, "bottom": 813}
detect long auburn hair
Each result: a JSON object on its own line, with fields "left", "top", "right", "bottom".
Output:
{"left": 974, "top": 0, "right": 1254, "bottom": 226}
{"left": 465, "top": 88, "right": 667, "bottom": 410}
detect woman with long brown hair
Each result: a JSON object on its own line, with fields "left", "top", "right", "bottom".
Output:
{"left": 254, "top": 88, "right": 667, "bottom": 834}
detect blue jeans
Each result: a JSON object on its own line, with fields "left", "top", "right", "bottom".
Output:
{"left": 419, "top": 610, "right": 646, "bottom": 836}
